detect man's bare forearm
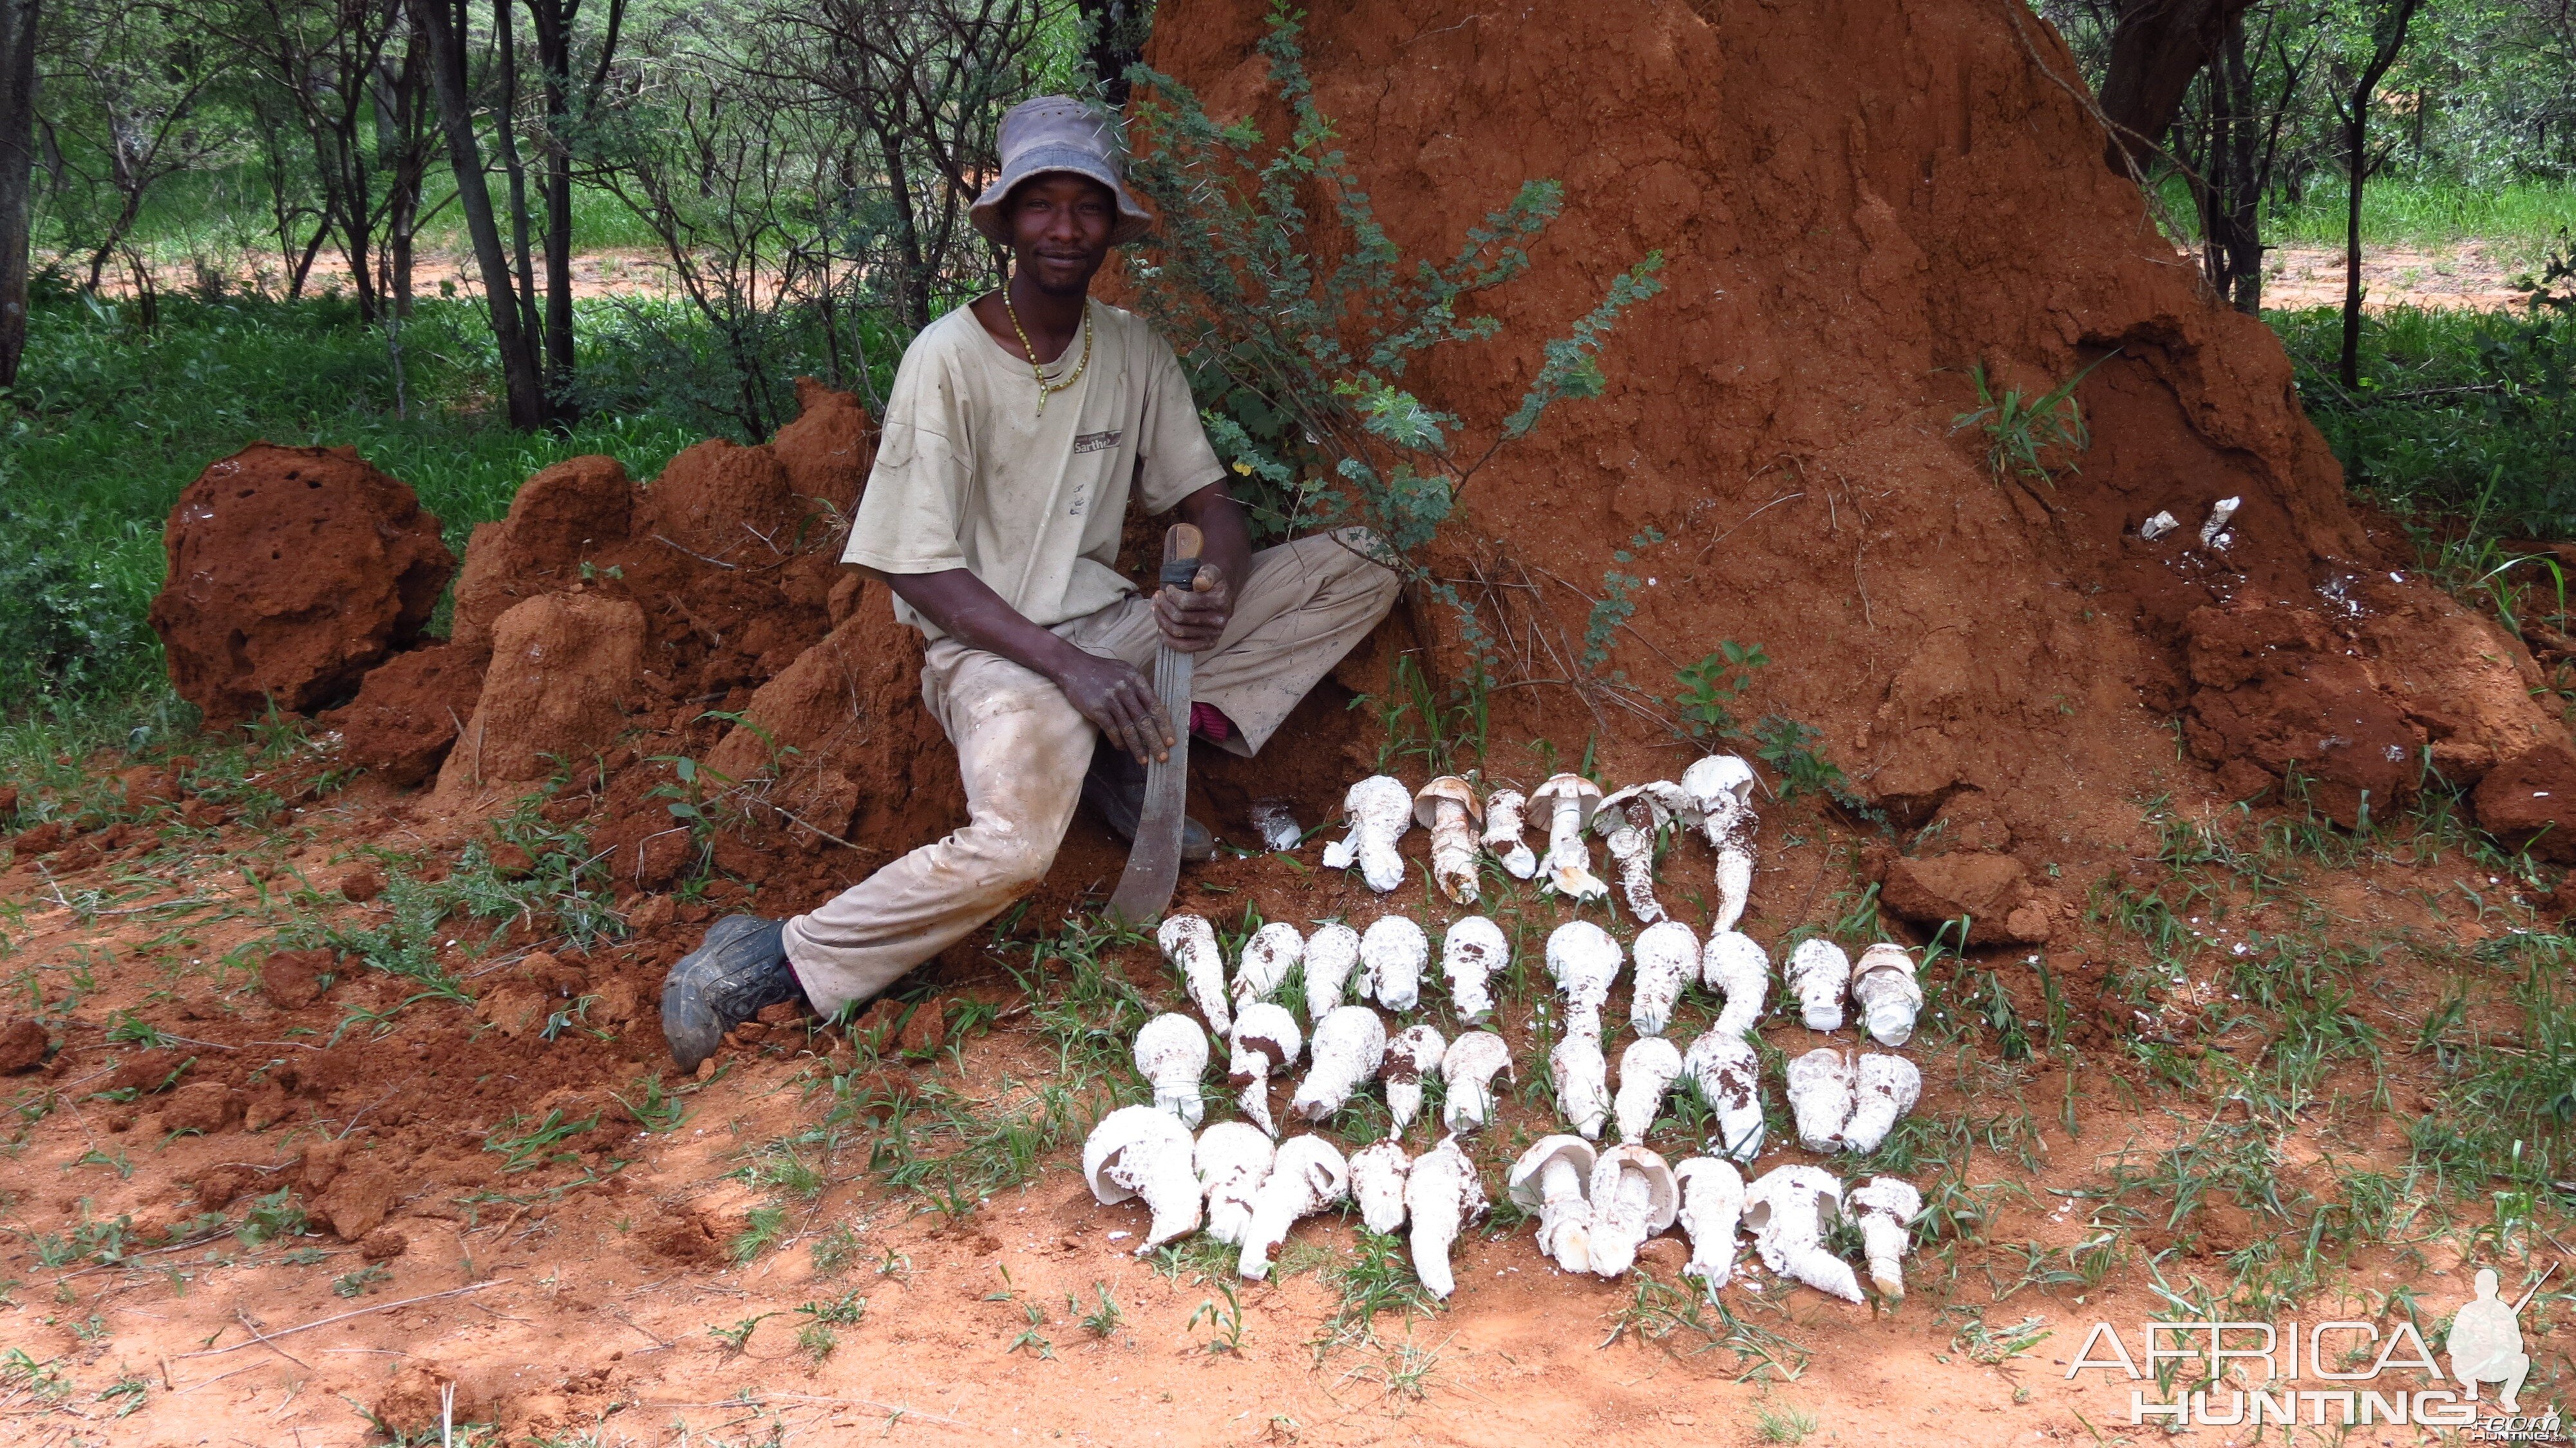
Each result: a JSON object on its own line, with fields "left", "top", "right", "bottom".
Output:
{"left": 881, "top": 567, "right": 1086, "bottom": 681}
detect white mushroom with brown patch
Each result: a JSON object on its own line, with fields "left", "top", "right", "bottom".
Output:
{"left": 1849, "top": 942, "right": 1923, "bottom": 1047}
{"left": 1227, "top": 1003, "right": 1303, "bottom": 1137}
{"left": 1594, "top": 784, "right": 1674, "bottom": 922}
{"left": 1786, "top": 1048, "right": 1854, "bottom": 1152}
{"left": 1545, "top": 920, "right": 1622, "bottom": 1040}
{"left": 1383, "top": 1024, "right": 1446, "bottom": 1136}
{"left": 1133, "top": 1013, "right": 1211, "bottom": 1128}
{"left": 1681, "top": 1028, "right": 1765, "bottom": 1161}
{"left": 1841, "top": 1053, "right": 1921, "bottom": 1154}
{"left": 1405, "top": 1134, "right": 1487, "bottom": 1300}
{"left": 1656, "top": 755, "right": 1757, "bottom": 931}
{"left": 1321, "top": 774, "right": 1414, "bottom": 893}
{"left": 1585, "top": 1143, "right": 1680, "bottom": 1278}
{"left": 1440, "top": 1031, "right": 1513, "bottom": 1134}
{"left": 1441, "top": 915, "right": 1507, "bottom": 1023}
{"left": 1194, "top": 1121, "right": 1275, "bottom": 1246}
{"left": 1530, "top": 773, "right": 1609, "bottom": 900}
{"left": 1744, "top": 1165, "right": 1862, "bottom": 1302}
{"left": 1358, "top": 915, "right": 1428, "bottom": 1012}
{"left": 1231, "top": 921, "right": 1304, "bottom": 1015}
{"left": 1507, "top": 1134, "right": 1598, "bottom": 1273}
{"left": 1081, "top": 1105, "right": 1204, "bottom": 1255}
{"left": 1481, "top": 788, "right": 1539, "bottom": 880}
{"left": 1672, "top": 1157, "right": 1746, "bottom": 1297}
{"left": 1236, "top": 1134, "right": 1350, "bottom": 1280}
{"left": 1847, "top": 1176, "right": 1924, "bottom": 1302}
{"left": 1629, "top": 919, "right": 1698, "bottom": 1037}
{"left": 1702, "top": 930, "right": 1769, "bottom": 1038}
{"left": 1348, "top": 1139, "right": 1412, "bottom": 1235}
{"left": 1785, "top": 938, "right": 1852, "bottom": 1032}
{"left": 1613, "top": 1034, "right": 1684, "bottom": 1145}
{"left": 1289, "top": 1005, "right": 1387, "bottom": 1125}
{"left": 1415, "top": 776, "right": 1484, "bottom": 905}
{"left": 1158, "top": 913, "right": 1230, "bottom": 1036}
{"left": 1551, "top": 1031, "right": 1611, "bottom": 1141}
{"left": 1302, "top": 922, "right": 1362, "bottom": 1022}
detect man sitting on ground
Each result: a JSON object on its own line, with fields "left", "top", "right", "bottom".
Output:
{"left": 658, "top": 96, "right": 1401, "bottom": 1067}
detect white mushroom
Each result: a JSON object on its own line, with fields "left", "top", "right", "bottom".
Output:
{"left": 1841, "top": 1053, "right": 1922, "bottom": 1154}
{"left": 1246, "top": 798, "right": 1302, "bottom": 852}
{"left": 1232, "top": 922, "right": 1304, "bottom": 1015}
{"left": 1785, "top": 938, "right": 1852, "bottom": 1032}
{"left": 1236, "top": 1134, "right": 1349, "bottom": 1280}
{"left": 1702, "top": 930, "right": 1769, "bottom": 1038}
{"left": 1404, "top": 1134, "right": 1486, "bottom": 1300}
{"left": 1195, "top": 1121, "right": 1276, "bottom": 1246}
{"left": 1847, "top": 1176, "right": 1924, "bottom": 1302}
{"left": 1629, "top": 919, "right": 1698, "bottom": 1036}
{"left": 1227, "top": 1003, "right": 1303, "bottom": 1137}
{"left": 1302, "top": 922, "right": 1362, "bottom": 1022}
{"left": 1544, "top": 920, "right": 1621, "bottom": 1040}
{"left": 1850, "top": 942, "right": 1922, "bottom": 1047}
{"left": 1133, "top": 1013, "right": 1211, "bottom": 1128}
{"left": 1440, "top": 1031, "right": 1513, "bottom": 1134}
{"left": 1481, "top": 788, "right": 1538, "bottom": 880}
{"left": 1414, "top": 776, "right": 1484, "bottom": 905}
{"left": 1550, "top": 1032, "right": 1610, "bottom": 1141}
{"left": 1786, "top": 1048, "right": 1855, "bottom": 1153}
{"left": 1289, "top": 1005, "right": 1387, "bottom": 1124}
{"left": 1681, "top": 1028, "right": 1765, "bottom": 1161}
{"left": 1744, "top": 1165, "right": 1862, "bottom": 1302}
{"left": 2201, "top": 495, "right": 2241, "bottom": 548}
{"left": 1506, "top": 1134, "right": 1598, "bottom": 1273}
{"left": 1594, "top": 785, "right": 1673, "bottom": 923}
{"left": 1672, "top": 1157, "right": 1746, "bottom": 1297}
{"left": 1081, "top": 1105, "right": 1204, "bottom": 1254}
{"left": 2138, "top": 509, "right": 2180, "bottom": 542}
{"left": 1158, "top": 913, "right": 1231, "bottom": 1036}
{"left": 1613, "top": 1034, "right": 1684, "bottom": 1145}
{"left": 1529, "top": 773, "right": 1608, "bottom": 900}
{"left": 1657, "top": 756, "right": 1757, "bottom": 932}
{"left": 1440, "top": 915, "right": 1507, "bottom": 1024}
{"left": 1584, "top": 1143, "right": 1680, "bottom": 1278}
{"left": 1358, "top": 915, "right": 1428, "bottom": 1012}
{"left": 1320, "top": 775, "right": 1412, "bottom": 893}
{"left": 1383, "top": 1024, "right": 1446, "bottom": 1136}
{"left": 1347, "top": 1139, "right": 1412, "bottom": 1235}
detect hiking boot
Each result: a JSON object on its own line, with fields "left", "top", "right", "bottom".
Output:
{"left": 660, "top": 915, "right": 802, "bottom": 1072}
{"left": 1082, "top": 739, "right": 1217, "bottom": 862}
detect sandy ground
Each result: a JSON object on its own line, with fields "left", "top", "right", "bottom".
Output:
{"left": 2262, "top": 242, "right": 2543, "bottom": 312}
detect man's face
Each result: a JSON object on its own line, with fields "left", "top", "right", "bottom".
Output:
{"left": 1007, "top": 173, "right": 1116, "bottom": 297}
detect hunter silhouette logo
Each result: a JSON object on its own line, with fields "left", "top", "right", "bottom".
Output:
{"left": 2452, "top": 1267, "right": 2538, "bottom": 1415}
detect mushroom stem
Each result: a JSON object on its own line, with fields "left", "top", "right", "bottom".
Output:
{"left": 1551, "top": 1033, "right": 1610, "bottom": 1141}
{"left": 1405, "top": 1136, "right": 1486, "bottom": 1300}
{"left": 1481, "top": 789, "right": 1538, "bottom": 879}
{"left": 1841, "top": 1053, "right": 1922, "bottom": 1153}
{"left": 1133, "top": 1014, "right": 1209, "bottom": 1129}
{"left": 1613, "top": 1035, "right": 1685, "bottom": 1145}
{"left": 1682, "top": 1029, "right": 1765, "bottom": 1161}
{"left": 1540, "top": 792, "right": 1607, "bottom": 900}
{"left": 1158, "top": 914, "right": 1231, "bottom": 1036}
{"left": 1383, "top": 1024, "right": 1445, "bottom": 1136}
{"left": 1441, "top": 916, "right": 1506, "bottom": 1024}
{"left": 1359, "top": 916, "right": 1428, "bottom": 1012}
{"left": 1535, "top": 1155, "right": 1592, "bottom": 1272}
{"left": 1321, "top": 776, "right": 1413, "bottom": 893}
{"left": 1195, "top": 1123, "right": 1274, "bottom": 1246}
{"left": 1231, "top": 922, "right": 1304, "bottom": 1015}
{"left": 1629, "top": 919, "right": 1698, "bottom": 1036}
{"left": 1440, "top": 1032, "right": 1512, "bottom": 1134}
{"left": 1289, "top": 1007, "right": 1387, "bottom": 1124}
{"left": 1747, "top": 1165, "right": 1862, "bottom": 1302}
{"left": 1302, "top": 923, "right": 1361, "bottom": 1022}
{"left": 1849, "top": 1176, "right": 1924, "bottom": 1301}
{"left": 1712, "top": 841, "right": 1753, "bottom": 933}
{"left": 1236, "top": 1136, "right": 1349, "bottom": 1280}
{"left": 1673, "top": 1157, "right": 1745, "bottom": 1298}
{"left": 1349, "top": 1140, "right": 1411, "bottom": 1235}
{"left": 1787, "top": 1049, "right": 1855, "bottom": 1152}
{"left": 1786, "top": 938, "right": 1852, "bottom": 1033}
{"left": 1701, "top": 931, "right": 1770, "bottom": 1038}
{"left": 1850, "top": 943, "right": 1924, "bottom": 1046}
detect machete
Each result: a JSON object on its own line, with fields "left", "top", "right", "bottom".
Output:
{"left": 1105, "top": 523, "right": 1206, "bottom": 927}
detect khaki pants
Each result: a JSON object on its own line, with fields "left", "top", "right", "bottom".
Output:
{"left": 782, "top": 528, "right": 1400, "bottom": 1015}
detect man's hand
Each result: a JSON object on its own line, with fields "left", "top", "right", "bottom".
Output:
{"left": 1152, "top": 564, "right": 1231, "bottom": 653}
{"left": 1053, "top": 649, "right": 1177, "bottom": 765}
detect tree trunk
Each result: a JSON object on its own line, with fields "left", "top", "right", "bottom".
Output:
{"left": 415, "top": 0, "right": 551, "bottom": 429}
{"left": 526, "top": 0, "right": 623, "bottom": 414}
{"left": 2213, "top": 24, "right": 2263, "bottom": 312}
{"left": 2336, "top": 0, "right": 2424, "bottom": 390}
{"left": 493, "top": 0, "right": 543, "bottom": 356}
{"left": 2098, "top": 0, "right": 2259, "bottom": 175}
{"left": 0, "top": 0, "right": 41, "bottom": 388}
{"left": 1078, "top": 0, "right": 1150, "bottom": 106}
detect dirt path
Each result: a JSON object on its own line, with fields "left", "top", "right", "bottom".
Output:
{"left": 2263, "top": 242, "right": 2542, "bottom": 311}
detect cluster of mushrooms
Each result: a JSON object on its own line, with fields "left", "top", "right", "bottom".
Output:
{"left": 1079, "top": 754, "right": 1931, "bottom": 1308}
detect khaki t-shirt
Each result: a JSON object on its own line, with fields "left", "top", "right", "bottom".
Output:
{"left": 842, "top": 298, "right": 1224, "bottom": 639}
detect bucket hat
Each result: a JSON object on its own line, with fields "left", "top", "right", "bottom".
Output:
{"left": 971, "top": 95, "right": 1155, "bottom": 247}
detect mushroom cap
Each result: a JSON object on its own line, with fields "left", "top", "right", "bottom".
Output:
{"left": 1443, "top": 914, "right": 1507, "bottom": 957}
{"left": 1787, "top": 937, "right": 1852, "bottom": 985}
{"left": 1743, "top": 1163, "right": 1844, "bottom": 1231}
{"left": 1083, "top": 1104, "right": 1194, "bottom": 1205}
{"left": 1194, "top": 1119, "right": 1276, "bottom": 1186}
{"left": 1360, "top": 913, "right": 1430, "bottom": 955}
{"left": 1311, "top": 1004, "right": 1389, "bottom": 1068}
{"left": 1412, "top": 775, "right": 1485, "bottom": 828}
{"left": 1157, "top": 913, "right": 1218, "bottom": 957}
{"left": 1231, "top": 1002, "right": 1304, "bottom": 1065}
{"left": 1134, "top": 1013, "right": 1211, "bottom": 1076}
{"left": 1703, "top": 929, "right": 1770, "bottom": 981}
{"left": 1678, "top": 754, "right": 1757, "bottom": 812}
{"left": 1591, "top": 1143, "right": 1681, "bottom": 1234}
{"left": 1620, "top": 1033, "right": 1685, "bottom": 1083}
{"left": 1441, "top": 1030, "right": 1513, "bottom": 1085}
{"left": 1673, "top": 1155, "right": 1746, "bottom": 1203}
{"left": 1506, "top": 1133, "right": 1600, "bottom": 1207}
{"left": 1849, "top": 1175, "right": 1924, "bottom": 1223}
{"left": 1529, "top": 772, "right": 1604, "bottom": 823}
{"left": 1595, "top": 783, "right": 1673, "bottom": 833}
{"left": 1855, "top": 942, "right": 1913, "bottom": 976}
{"left": 1270, "top": 1132, "right": 1352, "bottom": 1199}
{"left": 1344, "top": 774, "right": 1414, "bottom": 816}
{"left": 1386, "top": 1023, "right": 1447, "bottom": 1081}
{"left": 1545, "top": 920, "right": 1621, "bottom": 984}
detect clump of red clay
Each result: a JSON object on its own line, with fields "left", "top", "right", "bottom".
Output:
{"left": 148, "top": 443, "right": 453, "bottom": 723}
